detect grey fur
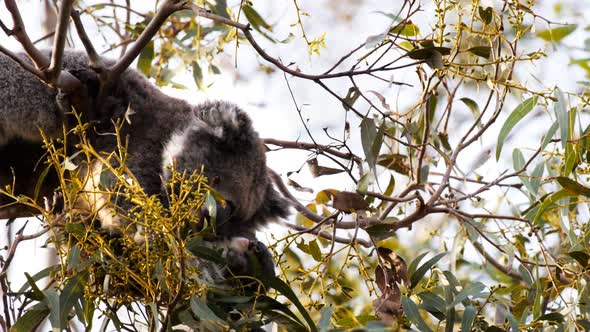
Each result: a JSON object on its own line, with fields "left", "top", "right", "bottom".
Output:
{"left": 0, "top": 50, "right": 289, "bottom": 277}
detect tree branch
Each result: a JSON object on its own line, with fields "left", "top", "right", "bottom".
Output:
{"left": 47, "top": 0, "right": 75, "bottom": 82}
{"left": 3, "top": 0, "right": 48, "bottom": 69}
{"left": 265, "top": 138, "right": 361, "bottom": 160}
{"left": 281, "top": 221, "right": 372, "bottom": 248}
{"left": 71, "top": 9, "right": 104, "bottom": 70}
{"left": 191, "top": 5, "right": 421, "bottom": 82}
{"left": 2, "top": 0, "right": 80, "bottom": 92}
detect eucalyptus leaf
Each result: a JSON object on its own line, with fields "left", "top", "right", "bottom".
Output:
{"left": 402, "top": 296, "right": 433, "bottom": 332}
{"left": 537, "top": 25, "right": 577, "bottom": 42}
{"left": 461, "top": 306, "right": 477, "bottom": 332}
{"left": 496, "top": 97, "right": 538, "bottom": 160}
{"left": 410, "top": 252, "right": 447, "bottom": 288}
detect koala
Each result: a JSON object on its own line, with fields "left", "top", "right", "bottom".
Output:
{"left": 0, "top": 50, "right": 289, "bottom": 281}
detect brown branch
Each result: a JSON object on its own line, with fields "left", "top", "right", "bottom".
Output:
{"left": 270, "top": 168, "right": 430, "bottom": 233}
{"left": 33, "top": 31, "right": 56, "bottom": 45}
{"left": 269, "top": 169, "right": 336, "bottom": 225}
{"left": 47, "top": 0, "right": 75, "bottom": 82}
{"left": 2, "top": 0, "right": 80, "bottom": 92}
{"left": 71, "top": 9, "right": 104, "bottom": 70}
{"left": 191, "top": 5, "right": 421, "bottom": 81}
{"left": 0, "top": 221, "right": 53, "bottom": 277}
{"left": 84, "top": 3, "right": 146, "bottom": 18}
{"left": 0, "top": 18, "right": 11, "bottom": 35}
{"left": 264, "top": 138, "right": 362, "bottom": 162}
{"left": 4, "top": 0, "right": 48, "bottom": 69}
{"left": 281, "top": 221, "right": 372, "bottom": 248}
{"left": 365, "top": 191, "right": 419, "bottom": 203}
{"left": 0, "top": 45, "right": 44, "bottom": 77}
{"left": 471, "top": 241, "right": 522, "bottom": 280}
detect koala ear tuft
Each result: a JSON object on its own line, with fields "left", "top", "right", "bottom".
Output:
{"left": 253, "top": 184, "right": 290, "bottom": 223}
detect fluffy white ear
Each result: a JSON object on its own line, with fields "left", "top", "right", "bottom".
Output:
{"left": 161, "top": 126, "right": 191, "bottom": 176}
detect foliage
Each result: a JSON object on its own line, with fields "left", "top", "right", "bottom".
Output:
{"left": 2, "top": 0, "right": 590, "bottom": 331}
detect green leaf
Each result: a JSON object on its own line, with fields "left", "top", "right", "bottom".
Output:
{"left": 9, "top": 304, "right": 49, "bottom": 332}
{"left": 460, "top": 97, "right": 481, "bottom": 118}
{"left": 418, "top": 292, "right": 446, "bottom": 320}
{"left": 372, "top": 11, "right": 401, "bottom": 22}
{"left": 506, "top": 311, "right": 520, "bottom": 332}
{"left": 365, "top": 220, "right": 397, "bottom": 241}
{"left": 243, "top": 5, "right": 272, "bottom": 32}
{"left": 410, "top": 252, "right": 447, "bottom": 288}
{"left": 262, "top": 277, "right": 318, "bottom": 332}
{"left": 478, "top": 6, "right": 493, "bottom": 24}
{"left": 23, "top": 272, "right": 46, "bottom": 302}
{"left": 407, "top": 47, "right": 451, "bottom": 59}
{"left": 318, "top": 306, "right": 334, "bottom": 332}
{"left": 68, "top": 245, "right": 81, "bottom": 271}
{"left": 342, "top": 86, "right": 361, "bottom": 112}
{"left": 578, "top": 320, "right": 590, "bottom": 329}
{"left": 190, "top": 297, "right": 223, "bottom": 321}
{"left": 137, "top": 40, "right": 154, "bottom": 76}
{"left": 466, "top": 46, "right": 492, "bottom": 59}
{"left": 185, "top": 238, "right": 225, "bottom": 264}
{"left": 537, "top": 25, "right": 577, "bottom": 42}
{"left": 371, "top": 123, "right": 385, "bottom": 171}
{"left": 496, "top": 96, "right": 538, "bottom": 160}
{"left": 541, "top": 121, "right": 559, "bottom": 151}
{"left": 390, "top": 23, "right": 420, "bottom": 36}
{"left": 449, "top": 282, "right": 487, "bottom": 307}
{"left": 402, "top": 296, "right": 433, "bottom": 332}
{"left": 308, "top": 239, "right": 323, "bottom": 262}
{"left": 192, "top": 62, "right": 204, "bottom": 90}
{"left": 568, "top": 251, "right": 590, "bottom": 268}
{"left": 533, "top": 189, "right": 574, "bottom": 224}
{"left": 564, "top": 142, "right": 580, "bottom": 176}
{"left": 255, "top": 296, "right": 308, "bottom": 331}
{"left": 45, "top": 289, "right": 61, "bottom": 330}
{"left": 512, "top": 148, "right": 525, "bottom": 170}
{"left": 556, "top": 177, "right": 590, "bottom": 197}
{"left": 529, "top": 163, "right": 544, "bottom": 193}
{"left": 59, "top": 273, "right": 87, "bottom": 328}
{"left": 518, "top": 265, "right": 533, "bottom": 286}
{"left": 18, "top": 266, "right": 57, "bottom": 294}
{"left": 408, "top": 252, "right": 429, "bottom": 277}
{"left": 536, "top": 312, "right": 565, "bottom": 324}
{"left": 33, "top": 166, "right": 51, "bottom": 201}
{"left": 461, "top": 306, "right": 477, "bottom": 332}
{"left": 361, "top": 117, "right": 378, "bottom": 169}
{"left": 554, "top": 88, "right": 568, "bottom": 149}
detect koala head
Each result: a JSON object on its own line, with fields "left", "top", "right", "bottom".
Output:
{"left": 161, "top": 100, "right": 289, "bottom": 239}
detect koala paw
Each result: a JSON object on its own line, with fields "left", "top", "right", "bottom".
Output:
{"left": 225, "top": 237, "right": 275, "bottom": 279}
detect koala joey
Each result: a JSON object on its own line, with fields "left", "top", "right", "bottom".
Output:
{"left": 0, "top": 50, "right": 289, "bottom": 281}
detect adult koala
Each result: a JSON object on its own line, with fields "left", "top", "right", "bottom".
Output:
{"left": 0, "top": 50, "right": 289, "bottom": 279}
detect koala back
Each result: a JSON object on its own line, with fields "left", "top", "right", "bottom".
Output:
{"left": 0, "top": 50, "right": 289, "bottom": 240}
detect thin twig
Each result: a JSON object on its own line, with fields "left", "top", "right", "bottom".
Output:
{"left": 47, "top": 0, "right": 75, "bottom": 82}
{"left": 71, "top": 9, "right": 105, "bottom": 70}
